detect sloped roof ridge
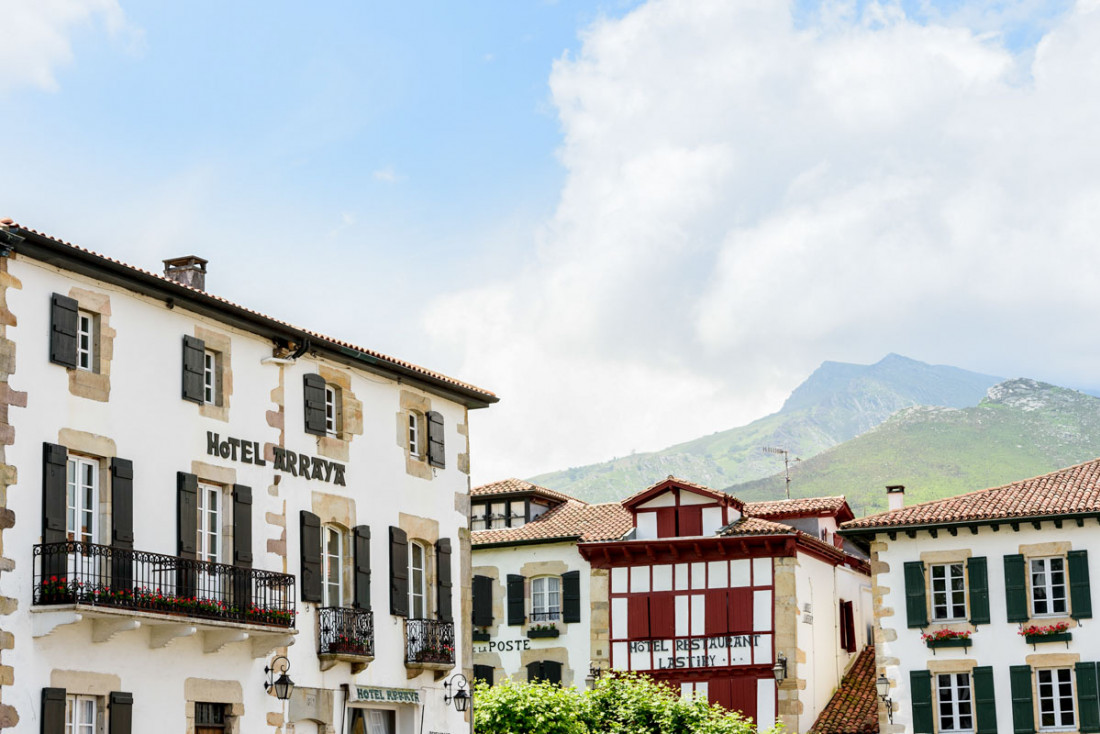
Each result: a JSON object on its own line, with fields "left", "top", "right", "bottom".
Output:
{"left": 621, "top": 475, "right": 739, "bottom": 506}
{"left": 471, "top": 478, "right": 582, "bottom": 504}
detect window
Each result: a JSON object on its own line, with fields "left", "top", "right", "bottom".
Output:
{"left": 203, "top": 350, "right": 216, "bottom": 404}
{"left": 471, "top": 503, "right": 488, "bottom": 531}
{"left": 323, "top": 525, "right": 343, "bottom": 607}
{"left": 1037, "top": 668, "right": 1076, "bottom": 730}
{"left": 349, "top": 709, "right": 395, "bottom": 734}
{"left": 409, "top": 541, "right": 427, "bottom": 618}
{"left": 937, "top": 673, "right": 974, "bottom": 733}
{"left": 324, "top": 385, "right": 338, "bottom": 437}
{"left": 197, "top": 483, "right": 221, "bottom": 564}
{"left": 931, "top": 563, "right": 967, "bottom": 621}
{"left": 66, "top": 456, "right": 98, "bottom": 544}
{"left": 66, "top": 694, "right": 97, "bottom": 734}
{"left": 195, "top": 701, "right": 228, "bottom": 733}
{"left": 77, "top": 311, "right": 95, "bottom": 372}
{"left": 408, "top": 414, "right": 420, "bottom": 458}
{"left": 531, "top": 576, "right": 561, "bottom": 621}
{"left": 1031, "top": 557, "right": 1068, "bottom": 617}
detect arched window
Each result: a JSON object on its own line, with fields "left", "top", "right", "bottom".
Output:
{"left": 531, "top": 576, "right": 561, "bottom": 622}
{"left": 322, "top": 525, "right": 344, "bottom": 607}
{"left": 409, "top": 540, "right": 428, "bottom": 618}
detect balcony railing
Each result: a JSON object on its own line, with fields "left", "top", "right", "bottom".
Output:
{"left": 318, "top": 606, "right": 374, "bottom": 657}
{"left": 405, "top": 618, "right": 455, "bottom": 665}
{"left": 33, "top": 541, "right": 296, "bottom": 628}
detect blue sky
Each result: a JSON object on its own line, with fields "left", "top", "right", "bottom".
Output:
{"left": 4, "top": 0, "right": 1099, "bottom": 482}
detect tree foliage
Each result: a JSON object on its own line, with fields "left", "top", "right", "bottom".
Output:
{"left": 473, "top": 673, "right": 780, "bottom": 734}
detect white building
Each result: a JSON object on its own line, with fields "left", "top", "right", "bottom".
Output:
{"left": 469, "top": 479, "right": 632, "bottom": 688}
{"left": 840, "top": 465, "right": 1100, "bottom": 734}
{"left": 0, "top": 221, "right": 496, "bottom": 733}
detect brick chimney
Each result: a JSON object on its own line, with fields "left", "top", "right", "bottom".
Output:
{"left": 886, "top": 485, "right": 905, "bottom": 512}
{"left": 163, "top": 256, "right": 208, "bottom": 291}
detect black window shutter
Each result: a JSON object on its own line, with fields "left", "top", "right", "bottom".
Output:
{"left": 50, "top": 293, "right": 79, "bottom": 368}
{"left": 526, "top": 661, "right": 543, "bottom": 682}
{"left": 973, "top": 665, "right": 998, "bottom": 734}
{"left": 1069, "top": 550, "right": 1093, "bottom": 620}
{"left": 426, "top": 410, "right": 445, "bottom": 469}
{"left": 42, "top": 443, "right": 68, "bottom": 544}
{"left": 232, "top": 485, "right": 253, "bottom": 567}
{"left": 389, "top": 526, "right": 409, "bottom": 616}
{"left": 904, "top": 561, "right": 928, "bottom": 628}
{"left": 544, "top": 661, "right": 562, "bottom": 685}
{"left": 110, "top": 458, "right": 134, "bottom": 549}
{"left": 353, "top": 525, "right": 371, "bottom": 610}
{"left": 181, "top": 335, "right": 206, "bottom": 403}
{"left": 303, "top": 374, "right": 327, "bottom": 436}
{"left": 507, "top": 574, "right": 525, "bottom": 625}
{"left": 1004, "top": 554, "right": 1029, "bottom": 623}
{"left": 473, "top": 575, "right": 493, "bottom": 626}
{"left": 1077, "top": 662, "right": 1100, "bottom": 733}
{"left": 108, "top": 691, "right": 133, "bottom": 734}
{"left": 299, "top": 511, "right": 322, "bottom": 603}
{"left": 1010, "top": 665, "right": 1036, "bottom": 734}
{"left": 42, "top": 687, "right": 67, "bottom": 734}
{"left": 436, "top": 538, "right": 453, "bottom": 623}
{"left": 473, "top": 664, "right": 494, "bottom": 686}
{"left": 841, "top": 600, "right": 856, "bottom": 652}
{"left": 968, "top": 556, "right": 990, "bottom": 625}
{"left": 910, "top": 670, "right": 934, "bottom": 734}
{"left": 176, "top": 472, "right": 198, "bottom": 558}
{"left": 562, "top": 570, "right": 581, "bottom": 623}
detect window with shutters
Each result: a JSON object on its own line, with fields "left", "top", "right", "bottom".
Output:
{"left": 937, "top": 673, "right": 975, "bottom": 733}
{"left": 66, "top": 456, "right": 99, "bottom": 544}
{"left": 409, "top": 541, "right": 429, "bottom": 619}
{"left": 76, "top": 311, "right": 95, "bottom": 372}
{"left": 1031, "top": 557, "right": 1069, "bottom": 617}
{"left": 195, "top": 701, "right": 230, "bottom": 733}
{"left": 197, "top": 483, "right": 223, "bottom": 564}
{"left": 65, "top": 694, "right": 98, "bottom": 734}
{"left": 1037, "top": 668, "right": 1076, "bottom": 731}
{"left": 182, "top": 329, "right": 232, "bottom": 417}
{"left": 931, "top": 563, "right": 967, "bottom": 621}
{"left": 323, "top": 525, "right": 345, "bottom": 607}
{"left": 531, "top": 576, "right": 561, "bottom": 622}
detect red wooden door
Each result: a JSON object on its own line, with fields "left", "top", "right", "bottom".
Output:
{"left": 728, "top": 587, "right": 754, "bottom": 633}
{"left": 679, "top": 506, "right": 703, "bottom": 536}
{"left": 705, "top": 589, "right": 728, "bottom": 635}
{"left": 650, "top": 593, "right": 675, "bottom": 638}
{"left": 656, "top": 508, "right": 677, "bottom": 537}
{"left": 730, "top": 677, "right": 757, "bottom": 722}
{"left": 628, "top": 595, "right": 651, "bottom": 638}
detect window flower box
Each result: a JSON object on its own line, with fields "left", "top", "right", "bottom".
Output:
{"left": 1020, "top": 622, "right": 1071, "bottom": 646}
{"left": 1024, "top": 632, "right": 1072, "bottom": 645}
{"left": 922, "top": 629, "right": 972, "bottom": 651}
{"left": 472, "top": 631, "right": 490, "bottom": 642}
{"left": 527, "top": 625, "right": 560, "bottom": 639}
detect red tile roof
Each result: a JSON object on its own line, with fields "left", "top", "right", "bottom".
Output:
{"left": 4, "top": 221, "right": 495, "bottom": 404}
{"left": 621, "top": 476, "right": 744, "bottom": 509}
{"left": 472, "top": 501, "right": 632, "bottom": 546}
{"left": 720, "top": 517, "right": 798, "bottom": 536}
{"left": 810, "top": 645, "right": 878, "bottom": 734}
{"left": 472, "top": 478, "right": 576, "bottom": 505}
{"left": 745, "top": 496, "right": 854, "bottom": 522}
{"left": 841, "top": 457, "right": 1100, "bottom": 531}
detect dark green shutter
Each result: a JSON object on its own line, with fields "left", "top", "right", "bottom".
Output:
{"left": 910, "top": 670, "right": 934, "bottom": 734}
{"left": 232, "top": 485, "right": 252, "bottom": 567}
{"left": 1077, "top": 662, "right": 1100, "bottom": 732}
{"left": 50, "top": 293, "right": 78, "bottom": 368}
{"left": 973, "top": 666, "right": 998, "bottom": 734}
{"left": 181, "top": 335, "right": 205, "bottom": 403}
{"left": 507, "top": 574, "right": 525, "bottom": 625}
{"left": 427, "top": 411, "right": 445, "bottom": 469}
{"left": 968, "top": 556, "right": 990, "bottom": 625}
{"left": 527, "top": 661, "right": 543, "bottom": 682}
{"left": 1010, "top": 665, "right": 1036, "bottom": 734}
{"left": 474, "top": 665, "right": 494, "bottom": 686}
{"left": 353, "top": 525, "right": 371, "bottom": 610}
{"left": 176, "top": 472, "right": 198, "bottom": 558}
{"left": 110, "top": 458, "right": 135, "bottom": 595}
{"left": 562, "top": 570, "right": 581, "bottom": 623}
{"left": 303, "top": 374, "right": 327, "bottom": 436}
{"left": 389, "top": 526, "right": 409, "bottom": 616}
{"left": 42, "top": 443, "right": 68, "bottom": 544}
{"left": 544, "top": 661, "right": 562, "bottom": 685}
{"left": 108, "top": 691, "right": 133, "bottom": 734}
{"left": 1069, "top": 550, "right": 1093, "bottom": 620}
{"left": 904, "top": 561, "right": 928, "bottom": 628}
{"left": 299, "top": 511, "right": 322, "bottom": 603}
{"left": 42, "top": 687, "right": 67, "bottom": 734}
{"left": 472, "top": 575, "right": 493, "bottom": 626}
{"left": 436, "top": 538, "right": 452, "bottom": 623}
{"left": 1005, "top": 554, "right": 1029, "bottom": 623}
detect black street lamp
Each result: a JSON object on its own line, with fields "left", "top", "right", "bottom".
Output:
{"left": 444, "top": 674, "right": 469, "bottom": 712}
{"left": 876, "top": 674, "right": 894, "bottom": 723}
{"left": 264, "top": 656, "right": 295, "bottom": 701}
{"left": 772, "top": 652, "right": 787, "bottom": 685}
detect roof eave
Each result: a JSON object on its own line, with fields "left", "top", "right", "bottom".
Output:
{"left": 839, "top": 510, "right": 1100, "bottom": 537}
{"left": 472, "top": 535, "right": 583, "bottom": 550}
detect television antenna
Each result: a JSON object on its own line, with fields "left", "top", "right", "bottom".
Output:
{"left": 762, "top": 446, "right": 800, "bottom": 500}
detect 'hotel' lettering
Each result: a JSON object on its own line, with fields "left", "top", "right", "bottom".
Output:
{"left": 206, "top": 432, "right": 347, "bottom": 486}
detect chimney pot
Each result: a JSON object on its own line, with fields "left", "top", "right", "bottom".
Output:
{"left": 163, "top": 255, "right": 208, "bottom": 291}
{"left": 886, "top": 485, "right": 905, "bottom": 512}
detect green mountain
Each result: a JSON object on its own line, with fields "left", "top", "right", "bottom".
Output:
{"left": 726, "top": 378, "right": 1100, "bottom": 516}
{"left": 530, "top": 354, "right": 1001, "bottom": 503}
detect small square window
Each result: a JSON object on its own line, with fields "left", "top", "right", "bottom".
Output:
{"left": 77, "top": 311, "right": 95, "bottom": 372}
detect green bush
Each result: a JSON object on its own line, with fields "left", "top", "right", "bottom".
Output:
{"left": 473, "top": 673, "right": 779, "bottom": 734}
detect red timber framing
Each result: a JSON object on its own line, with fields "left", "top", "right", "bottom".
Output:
{"left": 624, "top": 479, "right": 741, "bottom": 539}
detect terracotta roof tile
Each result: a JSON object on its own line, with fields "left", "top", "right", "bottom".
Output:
{"left": 842, "top": 457, "right": 1100, "bottom": 531}
{"left": 471, "top": 478, "right": 578, "bottom": 505}
{"left": 6, "top": 221, "right": 495, "bottom": 401}
{"left": 472, "top": 501, "right": 632, "bottom": 546}
{"left": 621, "top": 476, "right": 742, "bottom": 508}
{"left": 720, "top": 517, "right": 798, "bottom": 536}
{"left": 810, "top": 645, "right": 879, "bottom": 734}
{"left": 745, "top": 496, "right": 851, "bottom": 519}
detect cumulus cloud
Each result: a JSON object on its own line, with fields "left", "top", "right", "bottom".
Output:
{"left": 428, "top": 0, "right": 1100, "bottom": 483}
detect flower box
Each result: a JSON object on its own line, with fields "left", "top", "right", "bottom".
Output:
{"left": 527, "top": 627, "right": 560, "bottom": 639}
{"left": 472, "top": 631, "right": 490, "bottom": 642}
{"left": 926, "top": 637, "right": 971, "bottom": 650}
{"left": 1025, "top": 632, "right": 1072, "bottom": 645}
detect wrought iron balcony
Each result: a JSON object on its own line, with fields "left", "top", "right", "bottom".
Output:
{"left": 405, "top": 618, "right": 455, "bottom": 665}
{"left": 33, "top": 541, "right": 296, "bottom": 628}
{"left": 318, "top": 606, "right": 374, "bottom": 658}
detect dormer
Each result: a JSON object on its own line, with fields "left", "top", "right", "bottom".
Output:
{"left": 622, "top": 476, "right": 743, "bottom": 540}
{"left": 470, "top": 478, "right": 572, "bottom": 531}
{"left": 742, "top": 496, "right": 855, "bottom": 549}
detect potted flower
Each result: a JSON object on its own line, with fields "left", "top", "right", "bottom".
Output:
{"left": 1020, "top": 621, "right": 1072, "bottom": 645}
{"left": 921, "top": 629, "right": 972, "bottom": 650}
{"left": 527, "top": 623, "right": 560, "bottom": 639}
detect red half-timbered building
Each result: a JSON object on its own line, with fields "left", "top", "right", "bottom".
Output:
{"left": 579, "top": 478, "right": 871, "bottom": 733}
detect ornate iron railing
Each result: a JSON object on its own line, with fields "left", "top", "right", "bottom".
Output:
{"left": 33, "top": 541, "right": 296, "bottom": 628}
{"left": 318, "top": 606, "right": 374, "bottom": 657}
{"left": 405, "top": 618, "right": 455, "bottom": 665}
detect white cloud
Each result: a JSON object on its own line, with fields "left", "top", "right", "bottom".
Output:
{"left": 372, "top": 166, "right": 402, "bottom": 183}
{"left": 0, "top": 0, "right": 133, "bottom": 94}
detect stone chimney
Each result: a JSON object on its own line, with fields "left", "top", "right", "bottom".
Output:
{"left": 163, "top": 255, "right": 208, "bottom": 291}
{"left": 886, "top": 485, "right": 905, "bottom": 512}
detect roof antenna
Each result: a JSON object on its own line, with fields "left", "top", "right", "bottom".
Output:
{"left": 763, "top": 446, "right": 800, "bottom": 500}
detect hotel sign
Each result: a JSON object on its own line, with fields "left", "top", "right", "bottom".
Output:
{"left": 206, "top": 431, "right": 347, "bottom": 486}
{"left": 627, "top": 634, "right": 765, "bottom": 670}
{"left": 355, "top": 686, "right": 421, "bottom": 705}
